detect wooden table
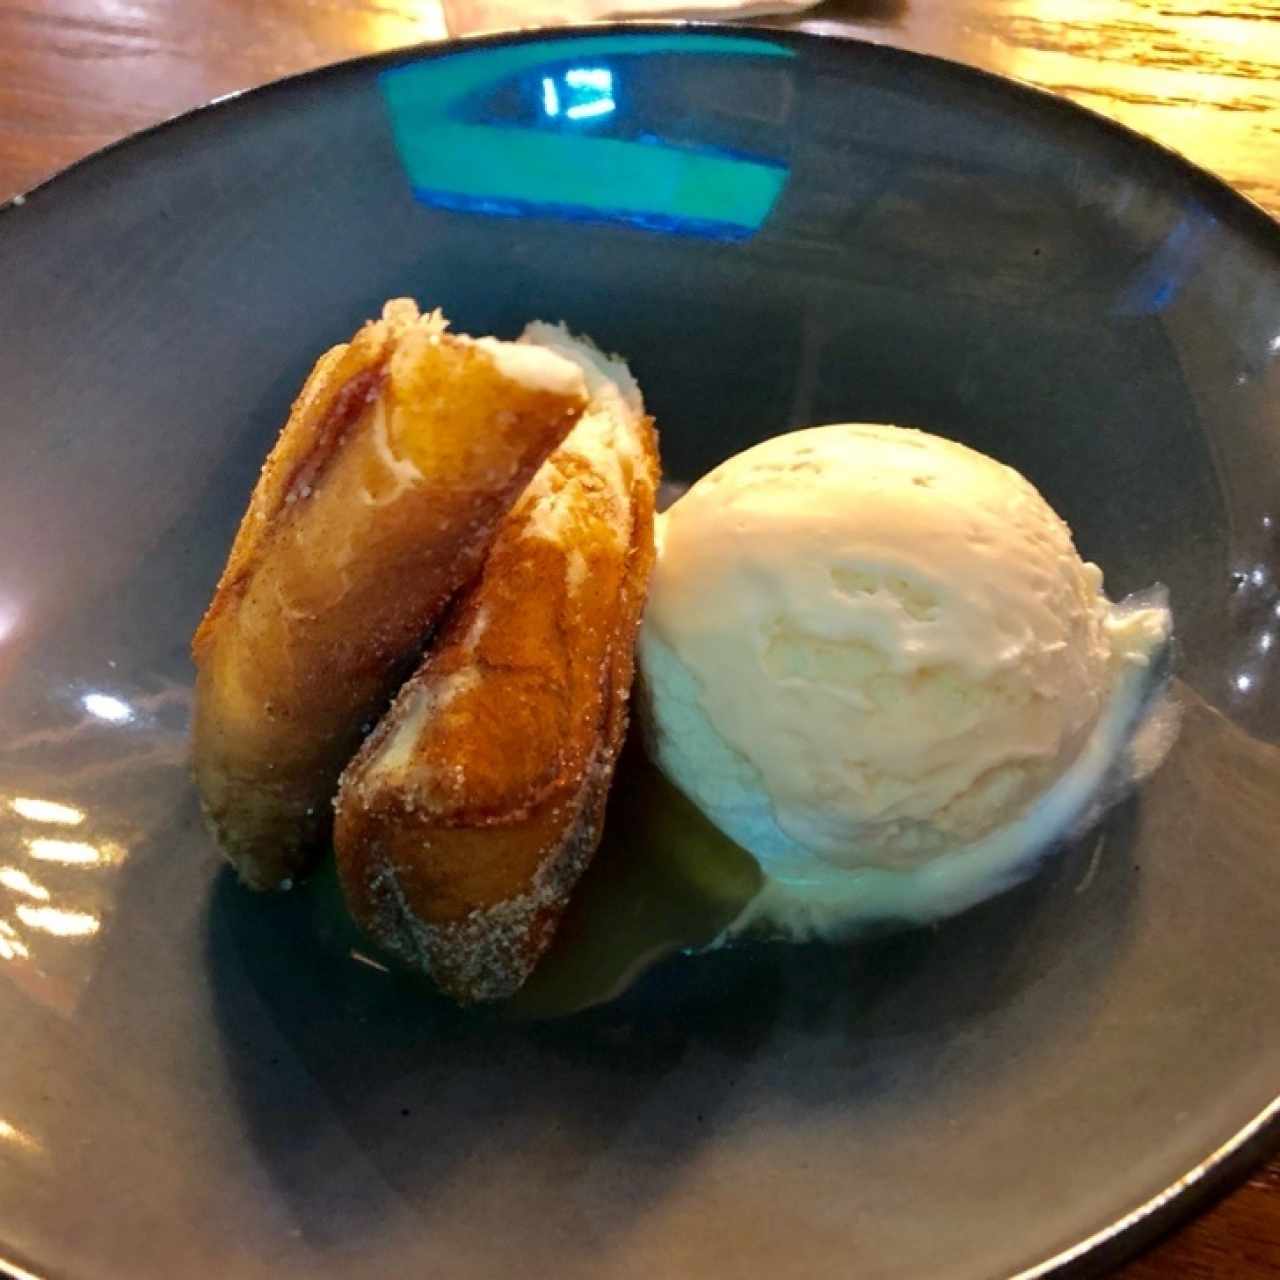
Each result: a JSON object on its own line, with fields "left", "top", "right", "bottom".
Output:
{"left": 1, "top": 1, "right": 1277, "bottom": 1276}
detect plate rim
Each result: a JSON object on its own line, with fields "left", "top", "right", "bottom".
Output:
{"left": 3, "top": 18, "right": 1279, "bottom": 247}
{"left": 2, "top": 21, "right": 1278, "bottom": 1280}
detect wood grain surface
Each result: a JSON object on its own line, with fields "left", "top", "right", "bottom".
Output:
{"left": 1, "top": 0, "right": 1278, "bottom": 1276}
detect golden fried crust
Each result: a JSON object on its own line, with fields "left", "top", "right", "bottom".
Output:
{"left": 334, "top": 386, "right": 659, "bottom": 1001}
{"left": 192, "top": 301, "right": 587, "bottom": 890}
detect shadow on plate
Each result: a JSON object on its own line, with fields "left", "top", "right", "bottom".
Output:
{"left": 203, "top": 788, "right": 1140, "bottom": 1246}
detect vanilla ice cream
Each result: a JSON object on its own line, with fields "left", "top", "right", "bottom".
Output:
{"left": 637, "top": 424, "right": 1173, "bottom": 939}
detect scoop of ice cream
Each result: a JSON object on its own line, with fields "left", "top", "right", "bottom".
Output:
{"left": 637, "top": 424, "right": 1172, "bottom": 936}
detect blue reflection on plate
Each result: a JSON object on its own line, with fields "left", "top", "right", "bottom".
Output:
{"left": 379, "top": 33, "right": 793, "bottom": 240}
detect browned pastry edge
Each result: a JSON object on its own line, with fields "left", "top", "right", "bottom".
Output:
{"left": 334, "top": 379, "right": 658, "bottom": 1001}
{"left": 190, "top": 301, "right": 587, "bottom": 891}
{"left": 357, "top": 738, "right": 617, "bottom": 1002}
{"left": 192, "top": 309, "right": 406, "bottom": 664}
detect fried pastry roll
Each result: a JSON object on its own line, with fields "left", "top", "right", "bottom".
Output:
{"left": 192, "top": 301, "right": 587, "bottom": 889}
{"left": 334, "top": 325, "right": 659, "bottom": 1001}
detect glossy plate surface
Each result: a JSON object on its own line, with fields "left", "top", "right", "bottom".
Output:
{"left": 1, "top": 26, "right": 1279, "bottom": 1280}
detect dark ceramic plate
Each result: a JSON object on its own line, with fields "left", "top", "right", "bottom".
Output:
{"left": 2, "top": 25, "right": 1279, "bottom": 1280}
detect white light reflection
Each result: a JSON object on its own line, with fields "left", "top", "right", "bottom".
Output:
{"left": 26, "top": 838, "right": 103, "bottom": 866}
{"left": 82, "top": 692, "right": 134, "bottom": 724}
{"left": 14, "top": 904, "right": 100, "bottom": 938}
{"left": 1236, "top": 673, "right": 1254, "bottom": 693}
{"left": 0, "top": 1117, "right": 41, "bottom": 1154}
{"left": 350, "top": 949, "right": 390, "bottom": 973}
{"left": 565, "top": 67, "right": 612, "bottom": 91}
{"left": 566, "top": 99, "right": 616, "bottom": 121}
{"left": 0, "top": 919, "right": 29, "bottom": 960}
{"left": 1262, "top": 632, "right": 1275, "bottom": 654}
{"left": 1269, "top": 334, "right": 1280, "bottom": 354}
{"left": 541, "top": 76, "right": 560, "bottom": 117}
{"left": 9, "top": 796, "right": 85, "bottom": 826}
{"left": 539, "top": 66, "right": 615, "bottom": 122}
{"left": 0, "top": 601, "right": 17, "bottom": 645}
{"left": 1250, "top": 567, "right": 1267, "bottom": 587}
{"left": 0, "top": 867, "right": 50, "bottom": 901}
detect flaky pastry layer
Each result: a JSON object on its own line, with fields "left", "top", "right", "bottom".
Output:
{"left": 192, "top": 301, "right": 586, "bottom": 889}
{"left": 335, "top": 326, "right": 659, "bottom": 1000}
